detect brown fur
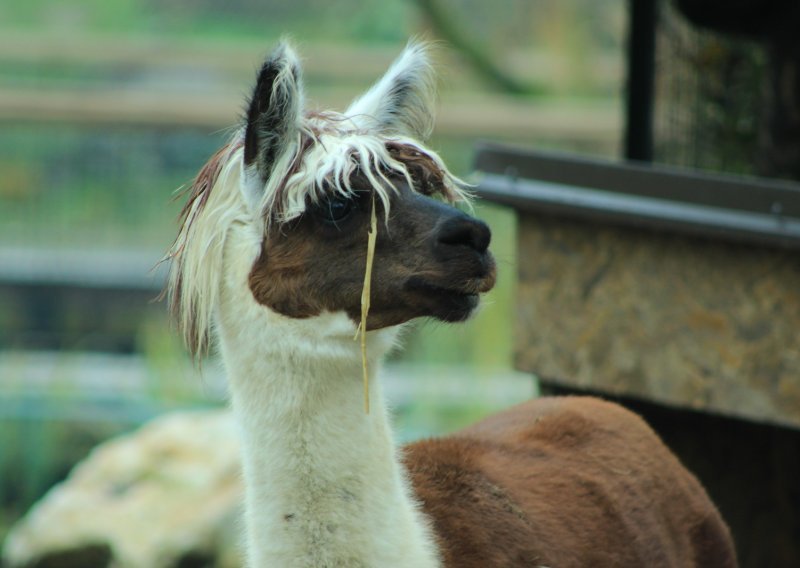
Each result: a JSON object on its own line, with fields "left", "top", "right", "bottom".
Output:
{"left": 385, "top": 141, "right": 461, "bottom": 201}
{"left": 248, "top": 172, "right": 495, "bottom": 330}
{"left": 404, "top": 396, "right": 737, "bottom": 567}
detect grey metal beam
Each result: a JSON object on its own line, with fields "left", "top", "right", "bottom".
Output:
{"left": 474, "top": 142, "right": 800, "bottom": 249}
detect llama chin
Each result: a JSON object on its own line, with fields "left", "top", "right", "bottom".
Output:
{"left": 166, "top": 40, "right": 737, "bottom": 568}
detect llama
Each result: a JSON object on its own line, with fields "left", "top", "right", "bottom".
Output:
{"left": 166, "top": 41, "right": 737, "bottom": 567}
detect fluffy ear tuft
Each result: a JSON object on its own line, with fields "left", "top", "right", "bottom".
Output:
{"left": 244, "top": 41, "right": 305, "bottom": 186}
{"left": 345, "top": 42, "right": 437, "bottom": 140}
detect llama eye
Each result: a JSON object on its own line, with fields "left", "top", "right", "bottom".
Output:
{"left": 317, "top": 195, "right": 355, "bottom": 224}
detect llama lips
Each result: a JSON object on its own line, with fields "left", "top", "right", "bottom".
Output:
{"left": 404, "top": 277, "right": 489, "bottom": 299}
{"left": 403, "top": 277, "right": 487, "bottom": 322}
{"left": 404, "top": 254, "right": 497, "bottom": 299}
{"left": 476, "top": 263, "right": 497, "bottom": 293}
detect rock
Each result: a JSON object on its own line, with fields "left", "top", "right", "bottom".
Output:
{"left": 2, "top": 409, "right": 244, "bottom": 568}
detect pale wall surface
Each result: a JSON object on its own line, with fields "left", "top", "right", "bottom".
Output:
{"left": 514, "top": 214, "right": 800, "bottom": 428}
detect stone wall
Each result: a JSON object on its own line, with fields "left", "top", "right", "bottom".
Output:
{"left": 515, "top": 213, "right": 800, "bottom": 428}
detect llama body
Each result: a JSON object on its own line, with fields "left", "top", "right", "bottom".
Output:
{"left": 407, "top": 397, "right": 736, "bottom": 566}
{"left": 168, "top": 41, "right": 737, "bottom": 567}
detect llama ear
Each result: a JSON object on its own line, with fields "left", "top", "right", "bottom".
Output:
{"left": 243, "top": 41, "right": 305, "bottom": 194}
{"left": 345, "top": 42, "right": 436, "bottom": 140}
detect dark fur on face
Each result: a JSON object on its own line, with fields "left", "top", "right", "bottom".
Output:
{"left": 248, "top": 158, "right": 495, "bottom": 329}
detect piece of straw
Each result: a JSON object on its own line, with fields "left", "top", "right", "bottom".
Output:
{"left": 357, "top": 192, "right": 378, "bottom": 414}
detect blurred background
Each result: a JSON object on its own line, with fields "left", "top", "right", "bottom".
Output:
{"left": 0, "top": 0, "right": 630, "bottom": 539}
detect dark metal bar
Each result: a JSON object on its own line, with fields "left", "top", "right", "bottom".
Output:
{"left": 474, "top": 142, "right": 800, "bottom": 249}
{"left": 624, "top": 0, "right": 658, "bottom": 161}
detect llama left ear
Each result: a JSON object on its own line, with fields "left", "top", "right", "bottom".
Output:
{"left": 345, "top": 42, "right": 436, "bottom": 140}
{"left": 243, "top": 41, "right": 305, "bottom": 205}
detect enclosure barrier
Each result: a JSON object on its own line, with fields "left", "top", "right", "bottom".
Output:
{"left": 474, "top": 141, "right": 800, "bottom": 568}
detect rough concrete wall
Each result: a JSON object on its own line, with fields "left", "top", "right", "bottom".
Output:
{"left": 514, "top": 213, "right": 800, "bottom": 428}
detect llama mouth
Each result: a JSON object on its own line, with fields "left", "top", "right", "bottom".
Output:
{"left": 403, "top": 277, "right": 485, "bottom": 322}
{"left": 405, "top": 278, "right": 482, "bottom": 299}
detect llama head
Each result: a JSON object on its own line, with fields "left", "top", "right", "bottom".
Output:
{"left": 168, "top": 41, "right": 496, "bottom": 355}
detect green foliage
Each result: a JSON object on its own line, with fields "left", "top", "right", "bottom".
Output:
{"left": 0, "top": 0, "right": 625, "bottom": 542}
{"left": 0, "top": 387, "right": 141, "bottom": 541}
{"left": 0, "top": 0, "right": 412, "bottom": 43}
{"left": 0, "top": 124, "right": 226, "bottom": 246}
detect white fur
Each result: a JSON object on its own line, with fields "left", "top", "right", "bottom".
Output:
{"left": 244, "top": 119, "right": 466, "bottom": 226}
{"left": 167, "top": 143, "right": 248, "bottom": 354}
{"left": 346, "top": 41, "right": 437, "bottom": 139}
{"left": 215, "top": 217, "right": 441, "bottom": 567}
{"left": 242, "top": 42, "right": 306, "bottom": 213}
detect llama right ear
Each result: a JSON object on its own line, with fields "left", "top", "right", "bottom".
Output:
{"left": 345, "top": 42, "right": 436, "bottom": 140}
{"left": 243, "top": 42, "right": 304, "bottom": 206}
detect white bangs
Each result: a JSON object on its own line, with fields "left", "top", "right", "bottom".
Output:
{"left": 252, "top": 116, "right": 468, "bottom": 225}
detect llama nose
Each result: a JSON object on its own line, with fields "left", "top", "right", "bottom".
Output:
{"left": 437, "top": 215, "right": 491, "bottom": 253}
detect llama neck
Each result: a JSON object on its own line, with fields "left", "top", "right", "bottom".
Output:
{"left": 216, "top": 250, "right": 440, "bottom": 567}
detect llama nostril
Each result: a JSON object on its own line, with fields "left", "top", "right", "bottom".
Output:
{"left": 437, "top": 216, "right": 491, "bottom": 253}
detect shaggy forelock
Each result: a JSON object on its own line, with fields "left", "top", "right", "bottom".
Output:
{"left": 255, "top": 111, "right": 467, "bottom": 224}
